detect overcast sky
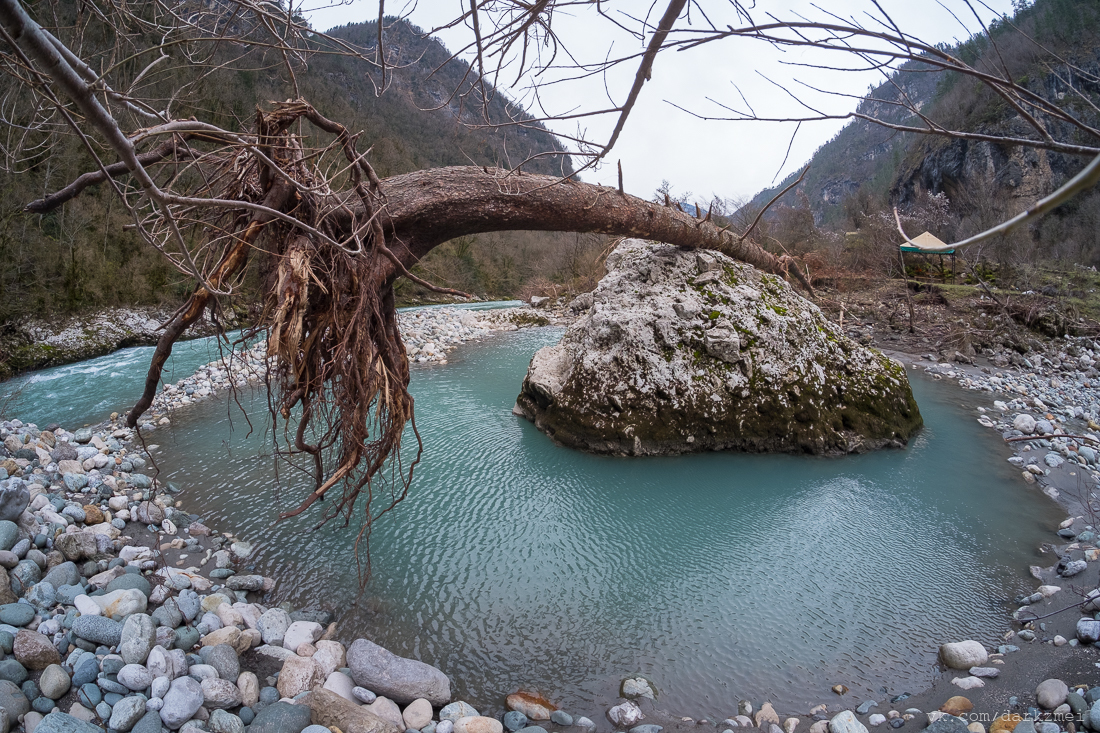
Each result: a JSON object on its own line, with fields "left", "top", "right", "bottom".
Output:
{"left": 303, "top": 1, "right": 1016, "bottom": 204}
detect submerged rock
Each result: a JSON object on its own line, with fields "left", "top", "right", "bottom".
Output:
{"left": 515, "top": 240, "right": 922, "bottom": 455}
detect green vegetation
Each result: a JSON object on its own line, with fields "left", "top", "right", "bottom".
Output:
{"left": 0, "top": 16, "right": 591, "bottom": 323}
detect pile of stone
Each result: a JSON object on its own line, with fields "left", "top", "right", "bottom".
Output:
{"left": 972, "top": 401, "right": 1100, "bottom": 496}
{"left": 150, "top": 343, "right": 271, "bottom": 415}
{"left": 914, "top": 337, "right": 1100, "bottom": 427}
{"left": 144, "top": 308, "right": 539, "bottom": 419}
{"left": 398, "top": 309, "right": 491, "bottom": 364}
{"left": 0, "top": 416, "right": 617, "bottom": 733}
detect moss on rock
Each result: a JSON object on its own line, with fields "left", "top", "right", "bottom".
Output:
{"left": 515, "top": 240, "right": 922, "bottom": 456}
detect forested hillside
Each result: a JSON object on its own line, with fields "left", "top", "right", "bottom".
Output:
{"left": 741, "top": 0, "right": 1100, "bottom": 269}
{"left": 0, "top": 15, "right": 592, "bottom": 323}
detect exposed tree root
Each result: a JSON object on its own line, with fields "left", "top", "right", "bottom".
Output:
{"left": 32, "top": 98, "right": 814, "bottom": 584}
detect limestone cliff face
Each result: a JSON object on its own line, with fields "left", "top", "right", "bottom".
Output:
{"left": 514, "top": 240, "right": 923, "bottom": 456}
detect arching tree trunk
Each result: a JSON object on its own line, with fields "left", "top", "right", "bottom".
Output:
{"left": 26, "top": 101, "right": 810, "bottom": 559}
{"left": 363, "top": 166, "right": 799, "bottom": 280}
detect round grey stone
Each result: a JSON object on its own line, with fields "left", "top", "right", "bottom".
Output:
{"left": 0, "top": 603, "right": 35, "bottom": 628}
{"left": 209, "top": 710, "right": 245, "bottom": 733}
{"left": 72, "top": 615, "right": 123, "bottom": 646}
{"left": 117, "top": 664, "right": 153, "bottom": 691}
{"left": 551, "top": 711, "right": 573, "bottom": 726}
{"left": 106, "top": 575, "right": 152, "bottom": 598}
{"left": 256, "top": 608, "right": 291, "bottom": 647}
{"left": 1036, "top": 679, "right": 1069, "bottom": 710}
{"left": 0, "top": 660, "right": 27, "bottom": 685}
{"left": 0, "top": 522, "right": 18, "bottom": 552}
{"left": 109, "top": 694, "right": 147, "bottom": 732}
{"left": 199, "top": 644, "right": 239, "bottom": 682}
{"left": 71, "top": 657, "right": 99, "bottom": 687}
{"left": 119, "top": 614, "right": 156, "bottom": 666}
{"left": 352, "top": 686, "right": 377, "bottom": 704}
{"left": 133, "top": 710, "right": 164, "bottom": 733}
{"left": 0, "top": 482, "right": 29, "bottom": 523}
{"left": 161, "top": 676, "right": 204, "bottom": 730}
{"left": 37, "top": 664, "right": 69, "bottom": 699}
{"left": 0, "top": 680, "right": 30, "bottom": 717}
{"left": 248, "top": 701, "right": 313, "bottom": 733}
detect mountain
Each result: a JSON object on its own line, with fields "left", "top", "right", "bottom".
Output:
{"left": 740, "top": 0, "right": 1100, "bottom": 255}
{"left": 0, "top": 16, "right": 576, "bottom": 324}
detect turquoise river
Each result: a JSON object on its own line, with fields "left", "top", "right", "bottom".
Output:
{"left": 0, "top": 313, "right": 1064, "bottom": 719}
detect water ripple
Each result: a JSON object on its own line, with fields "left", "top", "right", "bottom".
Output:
{"left": 147, "top": 327, "right": 1061, "bottom": 718}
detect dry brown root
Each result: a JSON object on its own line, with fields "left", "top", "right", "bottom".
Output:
{"left": 34, "top": 97, "right": 819, "bottom": 586}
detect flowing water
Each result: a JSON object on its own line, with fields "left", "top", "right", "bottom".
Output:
{"left": 0, "top": 320, "right": 1064, "bottom": 719}
{"left": 0, "top": 301, "right": 522, "bottom": 427}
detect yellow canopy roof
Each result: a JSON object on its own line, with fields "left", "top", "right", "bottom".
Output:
{"left": 900, "top": 231, "right": 954, "bottom": 253}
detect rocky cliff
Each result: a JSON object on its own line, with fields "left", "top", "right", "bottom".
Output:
{"left": 514, "top": 240, "right": 923, "bottom": 456}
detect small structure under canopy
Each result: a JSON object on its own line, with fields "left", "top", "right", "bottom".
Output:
{"left": 899, "top": 231, "right": 956, "bottom": 281}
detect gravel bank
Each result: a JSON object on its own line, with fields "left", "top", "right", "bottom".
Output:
{"left": 0, "top": 309, "right": 234, "bottom": 381}
{"left": 3, "top": 306, "right": 1100, "bottom": 733}
{"left": 144, "top": 305, "right": 556, "bottom": 418}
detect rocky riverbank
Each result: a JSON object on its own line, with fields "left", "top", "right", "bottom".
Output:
{"left": 0, "top": 309, "right": 238, "bottom": 381}
{"left": 3, "top": 304, "right": 1100, "bottom": 733}
{"left": 143, "top": 305, "right": 554, "bottom": 418}
{"left": 0, "top": 416, "right": 611, "bottom": 733}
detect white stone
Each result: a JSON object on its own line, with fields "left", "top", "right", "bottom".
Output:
{"left": 454, "top": 717, "right": 502, "bottom": 733}
{"left": 118, "top": 664, "right": 154, "bottom": 691}
{"left": 93, "top": 588, "right": 147, "bottom": 619}
{"left": 939, "top": 640, "right": 988, "bottom": 669}
{"left": 403, "top": 698, "right": 433, "bottom": 729}
{"left": 215, "top": 605, "right": 244, "bottom": 629}
{"left": 312, "top": 640, "right": 346, "bottom": 677}
{"left": 276, "top": 655, "right": 324, "bottom": 698}
{"left": 608, "top": 702, "right": 644, "bottom": 727}
{"left": 73, "top": 595, "right": 101, "bottom": 616}
{"left": 237, "top": 671, "right": 259, "bottom": 708}
{"left": 1014, "top": 414, "right": 1037, "bottom": 434}
{"left": 282, "top": 620, "right": 323, "bottom": 651}
{"left": 368, "top": 697, "right": 407, "bottom": 732}
{"left": 828, "top": 712, "right": 868, "bottom": 733}
{"left": 120, "top": 546, "right": 153, "bottom": 563}
{"left": 323, "top": 671, "right": 356, "bottom": 703}
{"left": 951, "top": 677, "right": 985, "bottom": 690}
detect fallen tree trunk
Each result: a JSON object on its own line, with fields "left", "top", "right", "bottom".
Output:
{"left": 26, "top": 101, "right": 812, "bottom": 579}
{"left": 362, "top": 166, "right": 805, "bottom": 284}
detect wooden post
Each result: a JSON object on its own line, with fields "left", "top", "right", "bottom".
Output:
{"left": 897, "top": 246, "right": 915, "bottom": 333}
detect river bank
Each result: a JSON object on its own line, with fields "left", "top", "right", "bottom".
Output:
{"left": 0, "top": 308, "right": 240, "bottom": 382}
{"left": 0, "top": 302, "right": 1098, "bottom": 733}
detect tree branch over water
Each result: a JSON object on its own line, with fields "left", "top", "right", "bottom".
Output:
{"left": 3, "top": 0, "right": 1100, "bottom": 580}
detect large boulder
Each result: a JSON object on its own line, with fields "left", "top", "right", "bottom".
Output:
{"left": 348, "top": 639, "right": 450, "bottom": 706}
{"left": 515, "top": 240, "right": 922, "bottom": 455}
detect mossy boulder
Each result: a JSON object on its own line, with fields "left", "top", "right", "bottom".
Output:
{"left": 514, "top": 239, "right": 922, "bottom": 455}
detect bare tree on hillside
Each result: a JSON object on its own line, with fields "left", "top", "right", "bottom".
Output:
{"left": 1, "top": 0, "right": 1098, "bottom": 568}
